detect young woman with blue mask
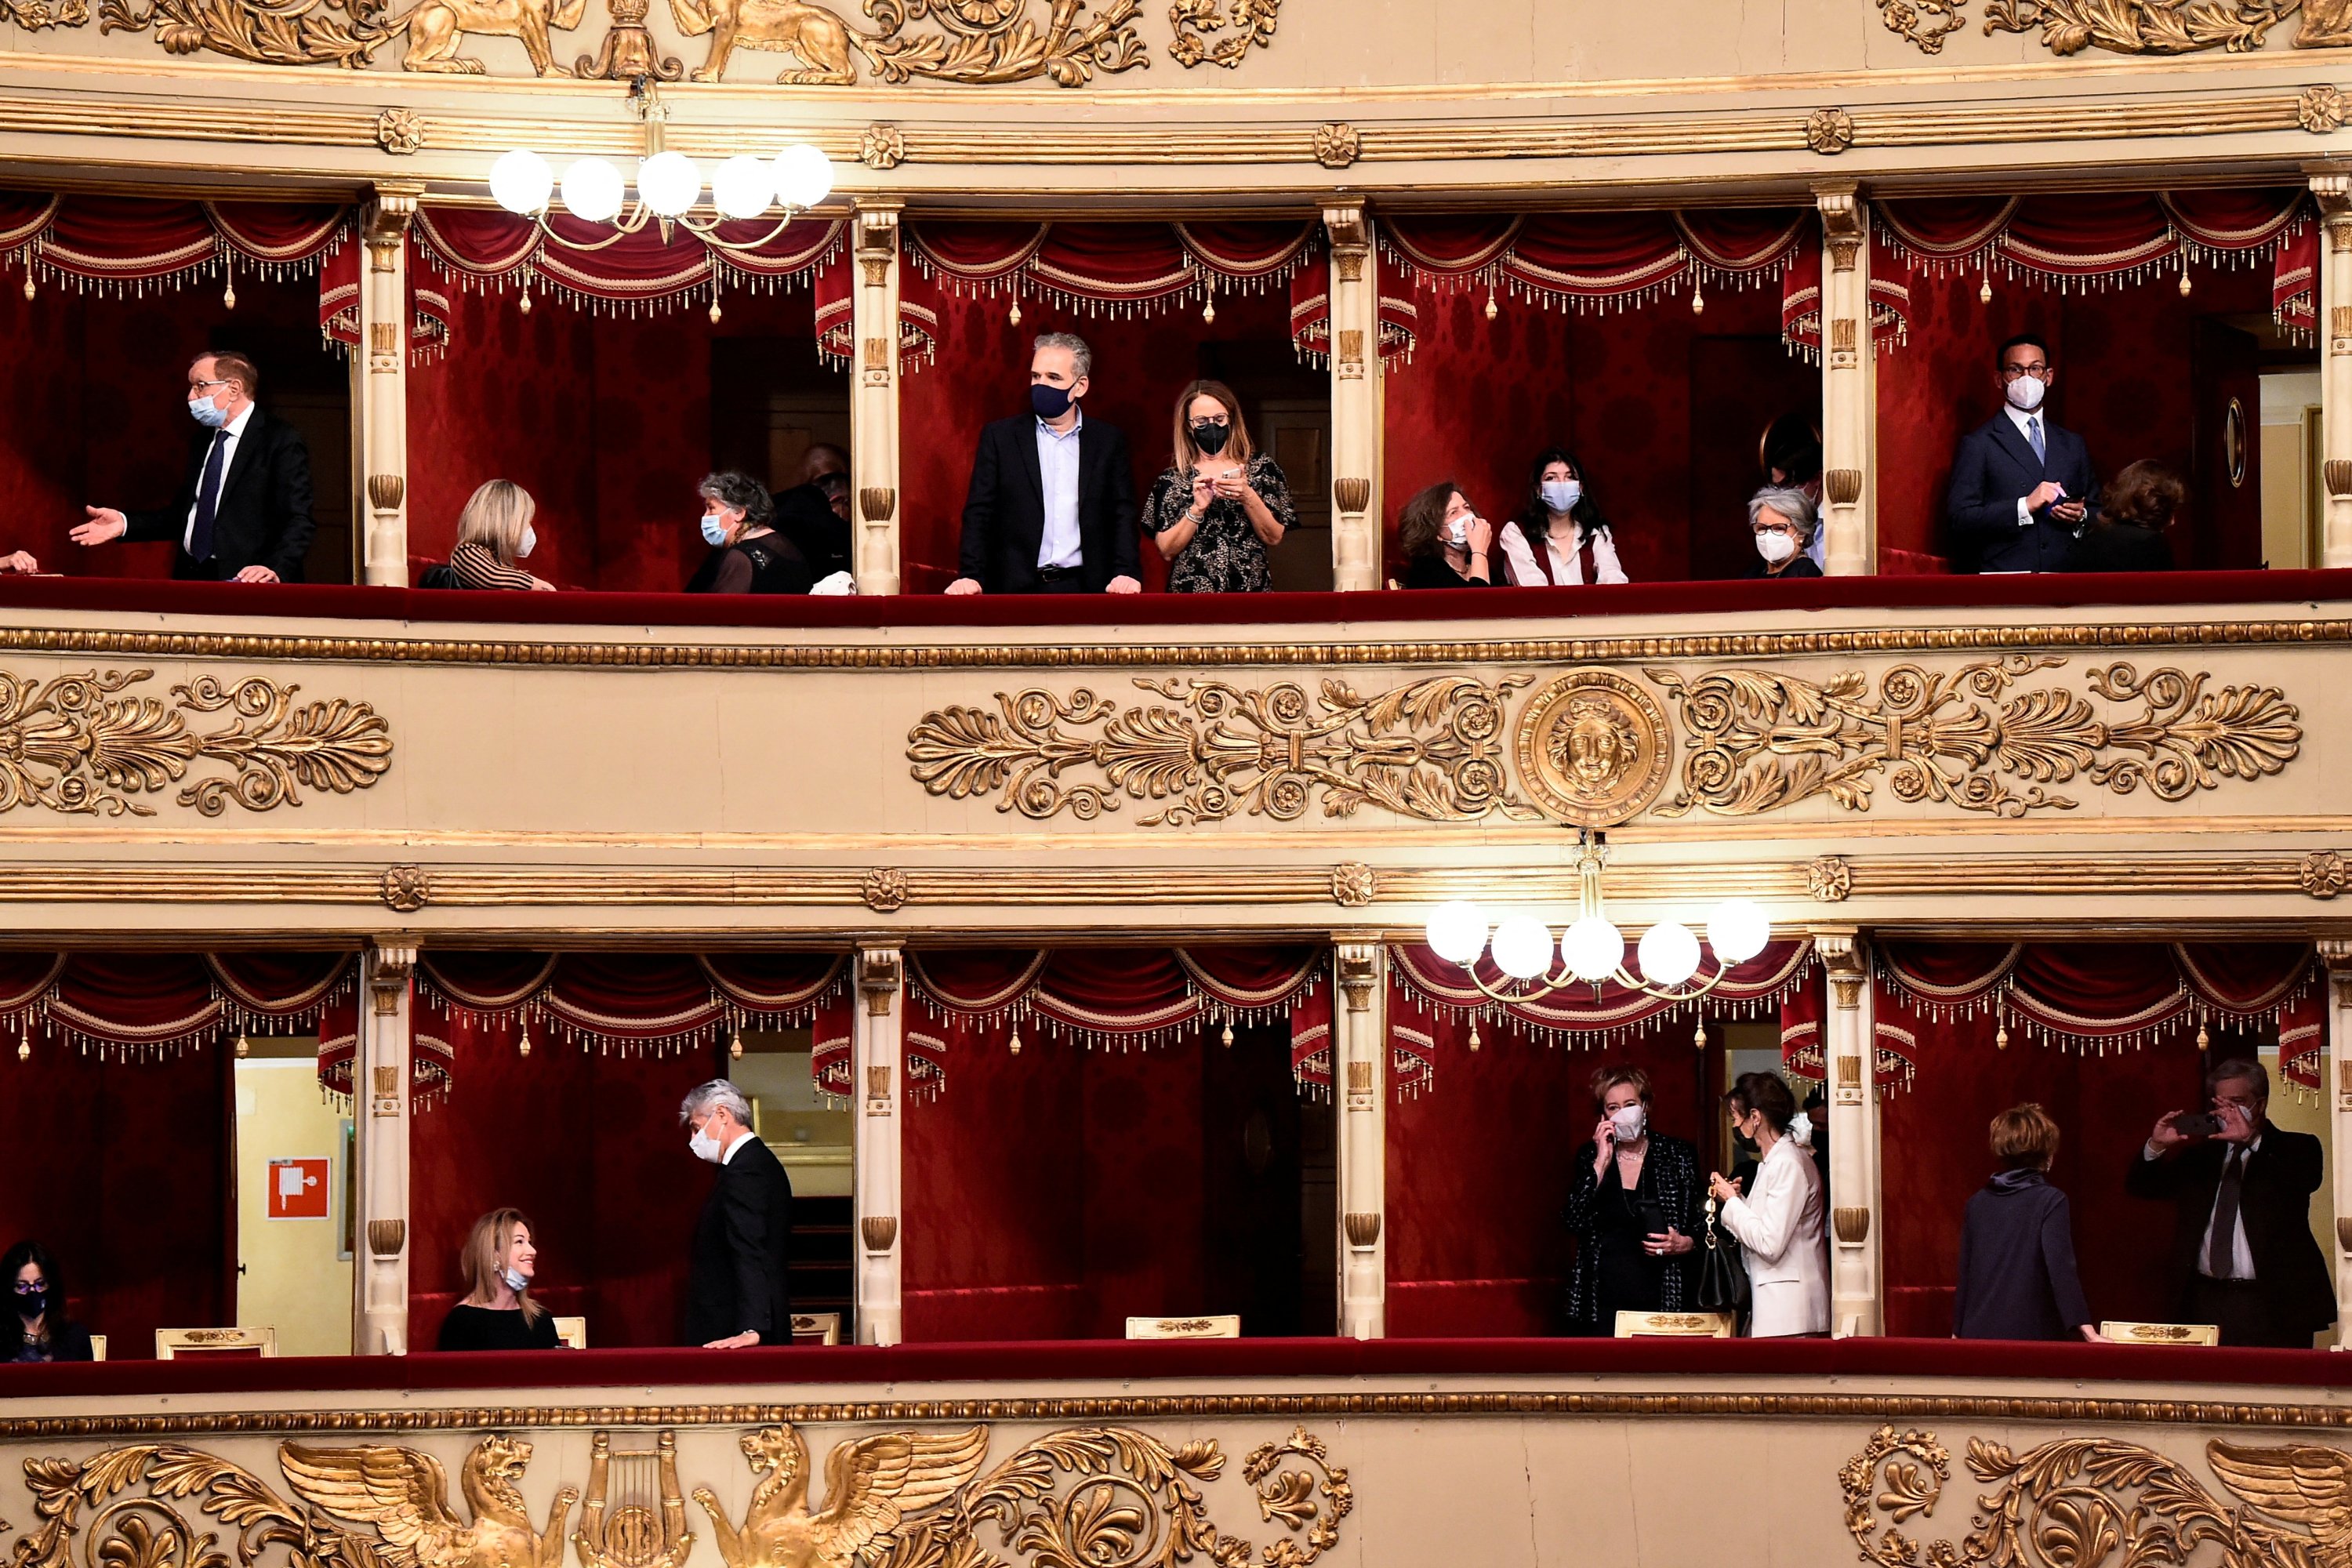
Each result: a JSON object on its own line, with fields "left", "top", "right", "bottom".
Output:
{"left": 1498, "top": 446, "right": 1627, "bottom": 586}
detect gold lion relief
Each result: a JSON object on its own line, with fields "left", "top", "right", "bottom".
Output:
{"left": 666, "top": 0, "right": 857, "bottom": 82}
{"left": 1512, "top": 668, "right": 1674, "bottom": 828}
{"left": 395, "top": 0, "right": 589, "bottom": 73}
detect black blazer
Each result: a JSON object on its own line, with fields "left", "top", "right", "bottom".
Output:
{"left": 956, "top": 412, "right": 1140, "bottom": 593}
{"left": 123, "top": 408, "right": 317, "bottom": 582}
{"left": 2125, "top": 1127, "right": 2333, "bottom": 1338}
{"left": 1944, "top": 411, "right": 2096, "bottom": 574}
{"left": 2067, "top": 523, "right": 2172, "bottom": 574}
{"left": 684, "top": 1136, "right": 793, "bottom": 1345}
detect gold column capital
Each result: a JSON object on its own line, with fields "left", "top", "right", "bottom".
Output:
{"left": 1333, "top": 938, "right": 1382, "bottom": 1013}
{"left": 856, "top": 944, "right": 903, "bottom": 1015}
{"left": 2310, "top": 169, "right": 2352, "bottom": 218}
{"left": 855, "top": 198, "right": 904, "bottom": 246}
{"left": 1321, "top": 199, "right": 1369, "bottom": 252}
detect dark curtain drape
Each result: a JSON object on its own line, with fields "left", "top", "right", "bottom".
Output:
{"left": 408, "top": 1007, "right": 722, "bottom": 1349}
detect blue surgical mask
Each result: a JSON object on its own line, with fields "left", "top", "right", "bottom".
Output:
{"left": 190, "top": 397, "right": 229, "bottom": 430}
{"left": 700, "top": 511, "right": 731, "bottom": 548}
{"left": 1030, "top": 383, "right": 1073, "bottom": 420}
{"left": 500, "top": 1265, "right": 528, "bottom": 1292}
{"left": 1541, "top": 479, "right": 1582, "bottom": 514}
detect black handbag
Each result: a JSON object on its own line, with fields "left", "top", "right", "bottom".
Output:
{"left": 1694, "top": 1195, "right": 1749, "bottom": 1313}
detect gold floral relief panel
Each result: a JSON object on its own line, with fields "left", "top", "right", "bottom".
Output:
{"left": 903, "top": 655, "right": 2303, "bottom": 828}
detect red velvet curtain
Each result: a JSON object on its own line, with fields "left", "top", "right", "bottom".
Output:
{"left": 1381, "top": 209, "right": 1808, "bottom": 316}
{"left": 1778, "top": 227, "right": 1914, "bottom": 360}
{"left": 0, "top": 193, "right": 349, "bottom": 295}
{"left": 0, "top": 950, "right": 352, "bottom": 1061}
{"left": 906, "top": 218, "right": 1316, "bottom": 318}
{"left": 412, "top": 207, "right": 841, "bottom": 314}
{"left": 1286, "top": 250, "right": 1417, "bottom": 367}
{"left": 1388, "top": 939, "right": 1813, "bottom": 1094}
{"left": 904, "top": 945, "right": 1327, "bottom": 1090}
{"left": 1385, "top": 1013, "right": 1711, "bottom": 1336}
{"left": 1875, "top": 189, "right": 2310, "bottom": 327}
{"left": 407, "top": 1005, "right": 722, "bottom": 1348}
{"left": 406, "top": 950, "right": 849, "bottom": 1095}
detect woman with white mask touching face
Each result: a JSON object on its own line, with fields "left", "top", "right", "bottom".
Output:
{"left": 1498, "top": 447, "right": 1628, "bottom": 586}
{"left": 1394, "top": 481, "right": 1496, "bottom": 588}
{"left": 1559, "top": 1065, "right": 1700, "bottom": 1335}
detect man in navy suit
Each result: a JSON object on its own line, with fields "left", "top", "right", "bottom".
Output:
{"left": 1944, "top": 332, "right": 2097, "bottom": 573}
{"left": 946, "top": 332, "right": 1141, "bottom": 596}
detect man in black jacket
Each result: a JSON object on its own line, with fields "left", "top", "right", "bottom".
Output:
{"left": 1944, "top": 332, "right": 2097, "bottom": 574}
{"left": 679, "top": 1080, "right": 793, "bottom": 1348}
{"left": 946, "top": 332, "right": 1141, "bottom": 596}
{"left": 71, "top": 350, "right": 316, "bottom": 583}
{"left": 2126, "top": 1057, "right": 2332, "bottom": 1348}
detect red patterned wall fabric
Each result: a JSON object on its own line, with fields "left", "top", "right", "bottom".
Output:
{"left": 1385, "top": 1014, "right": 1714, "bottom": 1337}
{"left": 407, "top": 1006, "right": 723, "bottom": 1348}
{"left": 0, "top": 1027, "right": 234, "bottom": 1359}
{"left": 1388, "top": 939, "right": 1814, "bottom": 1096}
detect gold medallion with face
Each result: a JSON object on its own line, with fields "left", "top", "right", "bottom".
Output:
{"left": 1513, "top": 669, "right": 1672, "bottom": 827}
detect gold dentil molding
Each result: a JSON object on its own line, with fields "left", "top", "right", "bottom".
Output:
{"left": 0, "top": 615, "right": 2345, "bottom": 672}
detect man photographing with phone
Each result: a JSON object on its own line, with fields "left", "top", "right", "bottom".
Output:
{"left": 2125, "top": 1058, "right": 2331, "bottom": 1348}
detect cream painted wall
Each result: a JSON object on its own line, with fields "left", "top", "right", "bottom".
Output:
{"left": 2257, "top": 1041, "right": 2336, "bottom": 1347}
{"left": 2261, "top": 371, "right": 2321, "bottom": 573}
{"left": 729, "top": 1030, "right": 853, "bottom": 1199}
{"left": 234, "top": 1051, "right": 354, "bottom": 1359}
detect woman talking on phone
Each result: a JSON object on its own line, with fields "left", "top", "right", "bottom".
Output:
{"left": 1561, "top": 1065, "right": 1700, "bottom": 1335}
{"left": 1141, "top": 381, "right": 1294, "bottom": 593}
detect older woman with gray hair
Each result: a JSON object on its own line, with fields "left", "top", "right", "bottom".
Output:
{"left": 1744, "top": 485, "right": 1824, "bottom": 580}
{"left": 688, "top": 470, "right": 811, "bottom": 595}
{"left": 680, "top": 1077, "right": 794, "bottom": 1347}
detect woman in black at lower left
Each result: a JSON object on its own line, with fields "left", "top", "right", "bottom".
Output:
{"left": 437, "top": 1207, "right": 561, "bottom": 1351}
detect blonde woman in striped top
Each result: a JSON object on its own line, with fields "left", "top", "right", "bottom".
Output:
{"left": 448, "top": 479, "right": 555, "bottom": 592}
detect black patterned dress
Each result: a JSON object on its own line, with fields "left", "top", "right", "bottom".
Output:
{"left": 1142, "top": 453, "right": 1294, "bottom": 594}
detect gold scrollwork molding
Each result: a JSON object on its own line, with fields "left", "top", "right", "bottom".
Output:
{"left": 906, "top": 676, "right": 1538, "bottom": 826}
{"left": 1168, "top": 0, "right": 1277, "bottom": 67}
{"left": 97, "top": 0, "right": 391, "bottom": 67}
{"left": 1650, "top": 656, "right": 2299, "bottom": 820}
{"left": 1, "top": 0, "right": 85, "bottom": 27}
{"left": 693, "top": 1421, "right": 1348, "bottom": 1568}
{"left": 1844, "top": 1425, "right": 2352, "bottom": 1568}
{"left": 0, "top": 667, "right": 392, "bottom": 818}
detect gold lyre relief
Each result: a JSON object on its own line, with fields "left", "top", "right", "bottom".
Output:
{"left": 576, "top": 1432, "right": 692, "bottom": 1568}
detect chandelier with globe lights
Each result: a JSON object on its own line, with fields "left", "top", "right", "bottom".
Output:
{"left": 488, "top": 83, "right": 833, "bottom": 240}
{"left": 1424, "top": 830, "right": 1770, "bottom": 1004}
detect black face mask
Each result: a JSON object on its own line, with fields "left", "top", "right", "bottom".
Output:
{"left": 1190, "top": 421, "right": 1232, "bottom": 456}
{"left": 15, "top": 1290, "right": 47, "bottom": 1320}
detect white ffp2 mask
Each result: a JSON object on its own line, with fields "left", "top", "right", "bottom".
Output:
{"left": 2005, "top": 376, "right": 2046, "bottom": 412}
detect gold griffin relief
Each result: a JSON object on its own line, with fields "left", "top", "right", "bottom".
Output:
{"left": 0, "top": 668, "right": 393, "bottom": 818}
{"left": 3, "top": 1427, "right": 1347, "bottom": 1568}
{"left": 1844, "top": 1425, "right": 2352, "bottom": 1568}
{"left": 905, "top": 675, "right": 1541, "bottom": 826}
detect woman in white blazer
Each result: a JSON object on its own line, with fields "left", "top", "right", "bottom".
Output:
{"left": 1708, "top": 1072, "right": 1830, "bottom": 1338}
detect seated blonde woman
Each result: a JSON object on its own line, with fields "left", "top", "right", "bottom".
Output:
{"left": 436, "top": 1207, "right": 560, "bottom": 1351}
{"left": 448, "top": 480, "right": 554, "bottom": 592}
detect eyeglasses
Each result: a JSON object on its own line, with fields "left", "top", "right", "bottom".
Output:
{"left": 1188, "top": 417, "right": 1229, "bottom": 428}
{"left": 1998, "top": 363, "right": 2051, "bottom": 380}
{"left": 188, "top": 379, "right": 234, "bottom": 393}
{"left": 11, "top": 1279, "right": 45, "bottom": 1294}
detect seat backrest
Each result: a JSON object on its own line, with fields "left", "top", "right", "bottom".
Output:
{"left": 1123, "top": 1315, "right": 1241, "bottom": 1340}
{"left": 553, "top": 1316, "right": 587, "bottom": 1349}
{"left": 789, "top": 1312, "right": 841, "bottom": 1346}
{"left": 86, "top": 1333, "right": 107, "bottom": 1362}
{"left": 155, "top": 1326, "right": 277, "bottom": 1359}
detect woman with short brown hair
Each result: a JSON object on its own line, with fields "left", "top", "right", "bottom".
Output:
{"left": 436, "top": 1208, "right": 561, "bottom": 1351}
{"left": 2067, "top": 459, "right": 2179, "bottom": 573}
{"left": 1560, "top": 1064, "right": 1700, "bottom": 1335}
{"left": 1954, "top": 1103, "right": 2102, "bottom": 1341}
{"left": 1394, "top": 481, "right": 1494, "bottom": 588}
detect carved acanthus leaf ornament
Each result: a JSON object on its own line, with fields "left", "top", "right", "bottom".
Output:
{"left": 1167, "top": 0, "right": 1277, "bottom": 67}
{"left": 695, "top": 1422, "right": 1348, "bottom": 1568}
{"left": 906, "top": 676, "right": 1539, "bottom": 826}
{"left": 97, "top": 0, "right": 390, "bottom": 66}
{"left": 1844, "top": 1425, "right": 2352, "bottom": 1568}
{"left": 0, "top": 668, "right": 392, "bottom": 818}
{"left": 858, "top": 0, "right": 1148, "bottom": 85}
{"left": 1882, "top": 0, "right": 2352, "bottom": 53}
{"left": 1647, "top": 656, "right": 2297, "bottom": 820}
